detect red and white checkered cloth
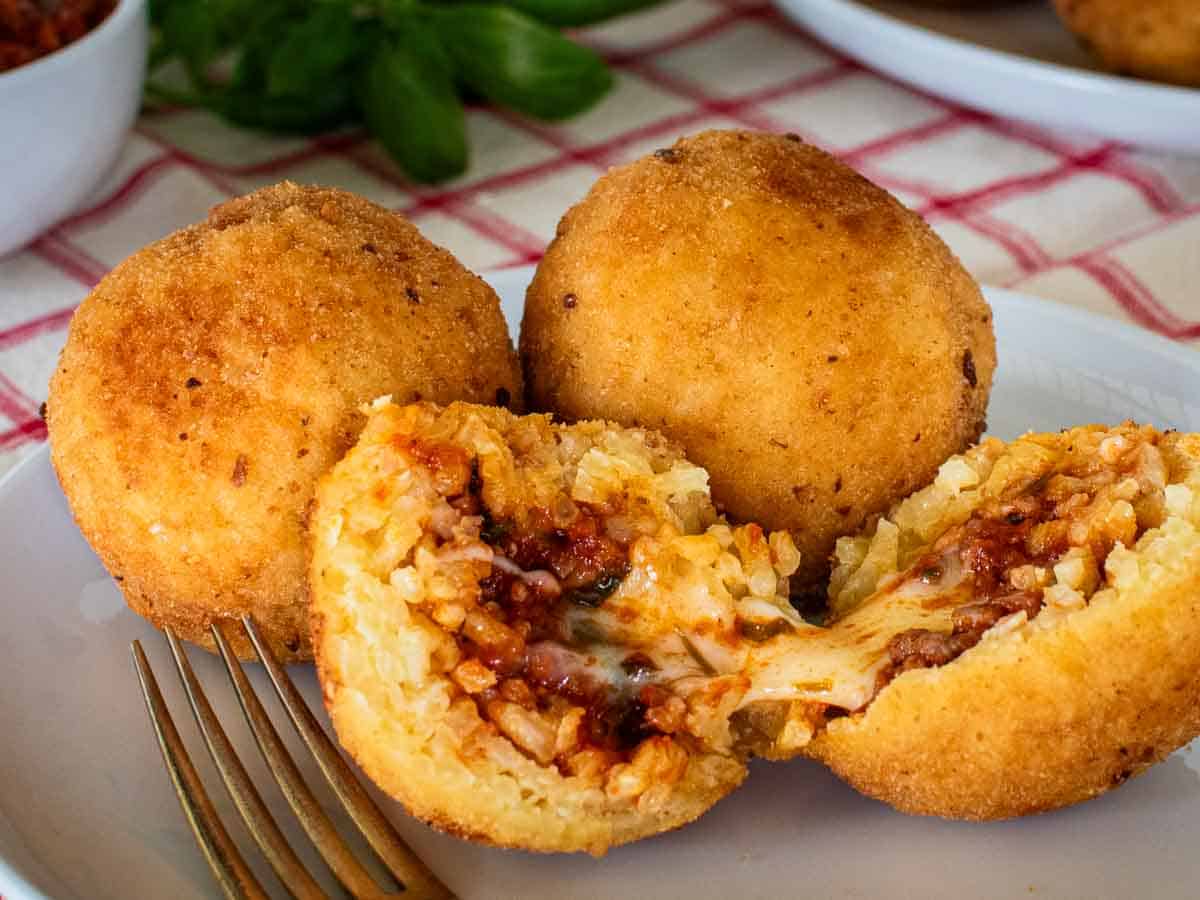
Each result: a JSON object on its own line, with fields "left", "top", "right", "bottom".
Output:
{"left": 2, "top": 0, "right": 1198, "bottom": 481}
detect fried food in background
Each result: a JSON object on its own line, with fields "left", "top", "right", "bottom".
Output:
{"left": 1053, "top": 0, "right": 1200, "bottom": 87}
{"left": 311, "top": 402, "right": 1200, "bottom": 852}
{"left": 521, "top": 130, "right": 995, "bottom": 584}
{"left": 47, "top": 183, "right": 521, "bottom": 662}
{"left": 803, "top": 422, "right": 1200, "bottom": 818}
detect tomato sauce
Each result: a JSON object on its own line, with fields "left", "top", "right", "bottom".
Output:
{"left": 1, "top": 0, "right": 116, "bottom": 72}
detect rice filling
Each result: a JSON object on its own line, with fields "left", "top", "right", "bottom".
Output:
{"left": 871, "top": 426, "right": 1167, "bottom": 684}
{"left": 401, "top": 419, "right": 1176, "bottom": 775}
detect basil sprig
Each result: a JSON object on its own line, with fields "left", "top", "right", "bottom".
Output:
{"left": 146, "top": 0, "right": 663, "bottom": 182}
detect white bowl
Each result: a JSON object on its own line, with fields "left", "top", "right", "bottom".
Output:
{"left": 0, "top": 0, "right": 148, "bottom": 257}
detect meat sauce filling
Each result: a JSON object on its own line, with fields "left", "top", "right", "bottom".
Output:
{"left": 882, "top": 504, "right": 1061, "bottom": 679}
{"left": 880, "top": 437, "right": 1157, "bottom": 684}
{"left": 446, "top": 460, "right": 680, "bottom": 767}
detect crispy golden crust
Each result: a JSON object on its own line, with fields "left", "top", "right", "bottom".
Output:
{"left": 1054, "top": 0, "right": 1200, "bottom": 86}
{"left": 310, "top": 401, "right": 756, "bottom": 854}
{"left": 806, "top": 430, "right": 1200, "bottom": 819}
{"left": 521, "top": 130, "right": 995, "bottom": 583}
{"left": 48, "top": 183, "right": 521, "bottom": 662}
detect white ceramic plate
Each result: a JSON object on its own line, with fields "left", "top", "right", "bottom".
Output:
{"left": 774, "top": 0, "right": 1200, "bottom": 154}
{"left": 3, "top": 266, "right": 1200, "bottom": 900}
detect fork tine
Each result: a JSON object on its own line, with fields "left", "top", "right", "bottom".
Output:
{"left": 131, "top": 640, "right": 270, "bottom": 900}
{"left": 210, "top": 623, "right": 393, "bottom": 900}
{"left": 165, "top": 628, "right": 328, "bottom": 900}
{"left": 242, "top": 616, "right": 456, "bottom": 900}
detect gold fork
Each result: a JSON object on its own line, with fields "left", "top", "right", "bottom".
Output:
{"left": 131, "top": 615, "right": 456, "bottom": 900}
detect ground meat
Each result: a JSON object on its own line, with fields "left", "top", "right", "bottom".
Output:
{"left": 521, "top": 642, "right": 673, "bottom": 755}
{"left": 445, "top": 472, "right": 673, "bottom": 763}
{"left": 887, "top": 628, "right": 978, "bottom": 672}
{"left": 503, "top": 510, "right": 630, "bottom": 593}
{"left": 951, "top": 591, "right": 1042, "bottom": 635}
{"left": 878, "top": 433, "right": 1160, "bottom": 692}
{"left": 879, "top": 499, "right": 1065, "bottom": 682}
{"left": 885, "top": 588, "right": 1045, "bottom": 680}
{"left": 951, "top": 495, "right": 1064, "bottom": 599}
{"left": 948, "top": 601, "right": 1007, "bottom": 635}
{"left": 470, "top": 486, "right": 631, "bottom": 640}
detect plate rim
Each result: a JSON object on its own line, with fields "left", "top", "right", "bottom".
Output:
{"left": 981, "top": 285, "right": 1200, "bottom": 372}
{"left": 1, "top": 279, "right": 1196, "bottom": 900}
{"left": 0, "top": 435, "right": 49, "bottom": 499}
{"left": 0, "top": 848, "right": 47, "bottom": 900}
{"left": 0, "top": 442, "right": 60, "bottom": 900}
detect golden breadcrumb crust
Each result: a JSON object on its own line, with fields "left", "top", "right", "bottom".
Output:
{"left": 807, "top": 430, "right": 1200, "bottom": 818}
{"left": 1054, "top": 0, "right": 1200, "bottom": 86}
{"left": 310, "top": 401, "right": 755, "bottom": 854}
{"left": 48, "top": 183, "right": 521, "bottom": 662}
{"left": 521, "top": 130, "right": 995, "bottom": 583}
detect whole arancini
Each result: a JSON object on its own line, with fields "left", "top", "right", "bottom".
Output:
{"left": 48, "top": 183, "right": 521, "bottom": 662}
{"left": 521, "top": 130, "right": 995, "bottom": 583}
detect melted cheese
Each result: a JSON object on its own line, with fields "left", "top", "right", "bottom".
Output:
{"left": 546, "top": 552, "right": 971, "bottom": 733}
{"left": 741, "top": 554, "right": 969, "bottom": 712}
{"left": 466, "top": 515, "right": 976, "bottom": 750}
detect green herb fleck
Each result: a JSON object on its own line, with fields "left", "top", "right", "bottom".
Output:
{"left": 480, "top": 514, "right": 512, "bottom": 545}
{"left": 565, "top": 572, "right": 624, "bottom": 608}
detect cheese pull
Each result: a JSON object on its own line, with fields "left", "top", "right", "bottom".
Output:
{"left": 310, "top": 402, "right": 1200, "bottom": 853}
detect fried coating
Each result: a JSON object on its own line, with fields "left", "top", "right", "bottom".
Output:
{"left": 1053, "top": 0, "right": 1200, "bottom": 87}
{"left": 806, "top": 425, "right": 1200, "bottom": 818}
{"left": 310, "top": 401, "right": 771, "bottom": 854}
{"left": 521, "top": 130, "right": 995, "bottom": 583}
{"left": 48, "top": 183, "right": 521, "bottom": 662}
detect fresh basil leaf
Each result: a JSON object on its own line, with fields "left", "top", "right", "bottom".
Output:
{"left": 159, "top": 1, "right": 223, "bottom": 84}
{"left": 219, "top": 85, "right": 358, "bottom": 132}
{"left": 501, "top": 0, "right": 666, "bottom": 27}
{"left": 215, "top": 6, "right": 357, "bottom": 133}
{"left": 229, "top": 4, "right": 310, "bottom": 92}
{"left": 229, "top": 10, "right": 281, "bottom": 91}
{"left": 267, "top": 4, "right": 359, "bottom": 98}
{"left": 357, "top": 23, "right": 468, "bottom": 183}
{"left": 375, "top": 0, "right": 419, "bottom": 29}
{"left": 146, "top": 32, "right": 172, "bottom": 71}
{"left": 429, "top": 6, "right": 611, "bottom": 120}
{"left": 147, "top": 0, "right": 173, "bottom": 27}
{"left": 214, "top": 0, "right": 291, "bottom": 40}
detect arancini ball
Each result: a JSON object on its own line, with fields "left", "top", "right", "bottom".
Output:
{"left": 310, "top": 400, "right": 761, "bottom": 854}
{"left": 804, "top": 423, "right": 1200, "bottom": 819}
{"left": 311, "top": 402, "right": 1200, "bottom": 848}
{"left": 1053, "top": 0, "right": 1200, "bottom": 87}
{"left": 521, "top": 130, "right": 994, "bottom": 583}
{"left": 48, "top": 183, "right": 521, "bottom": 662}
